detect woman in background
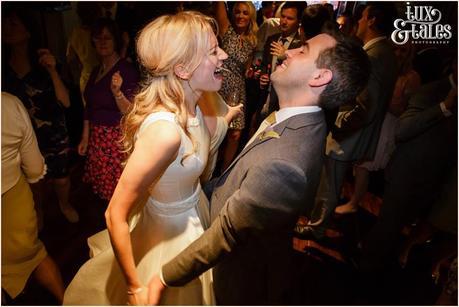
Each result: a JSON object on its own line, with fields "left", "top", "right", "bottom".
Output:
{"left": 77, "top": 18, "right": 139, "bottom": 202}
{"left": 2, "top": 92, "right": 65, "bottom": 304}
{"left": 2, "top": 7, "right": 79, "bottom": 223}
{"left": 214, "top": 1, "right": 257, "bottom": 171}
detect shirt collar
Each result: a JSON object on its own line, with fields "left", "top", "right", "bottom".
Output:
{"left": 363, "top": 36, "right": 386, "bottom": 51}
{"left": 274, "top": 106, "right": 321, "bottom": 126}
{"left": 280, "top": 31, "right": 297, "bottom": 43}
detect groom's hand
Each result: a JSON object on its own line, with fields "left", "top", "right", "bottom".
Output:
{"left": 147, "top": 275, "right": 166, "bottom": 305}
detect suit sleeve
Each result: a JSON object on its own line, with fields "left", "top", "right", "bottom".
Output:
{"left": 161, "top": 159, "right": 307, "bottom": 286}
{"left": 261, "top": 35, "right": 274, "bottom": 68}
{"left": 331, "top": 53, "right": 379, "bottom": 139}
{"left": 256, "top": 21, "right": 269, "bottom": 52}
{"left": 331, "top": 90, "right": 368, "bottom": 140}
{"left": 395, "top": 90, "right": 448, "bottom": 142}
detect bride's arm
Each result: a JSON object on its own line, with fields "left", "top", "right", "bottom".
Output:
{"left": 105, "top": 121, "right": 180, "bottom": 305}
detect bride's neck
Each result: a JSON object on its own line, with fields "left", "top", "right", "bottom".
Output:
{"left": 183, "top": 81, "right": 201, "bottom": 116}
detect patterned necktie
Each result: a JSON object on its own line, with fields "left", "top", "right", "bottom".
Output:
{"left": 244, "top": 112, "right": 277, "bottom": 148}
{"left": 264, "top": 111, "right": 277, "bottom": 126}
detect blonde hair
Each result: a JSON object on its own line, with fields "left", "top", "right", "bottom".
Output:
{"left": 232, "top": 2, "right": 258, "bottom": 48}
{"left": 121, "top": 11, "right": 216, "bottom": 161}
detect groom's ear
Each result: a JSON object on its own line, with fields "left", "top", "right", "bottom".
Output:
{"left": 308, "top": 68, "right": 333, "bottom": 87}
{"left": 174, "top": 64, "right": 191, "bottom": 80}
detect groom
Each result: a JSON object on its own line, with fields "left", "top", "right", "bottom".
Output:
{"left": 149, "top": 31, "right": 370, "bottom": 305}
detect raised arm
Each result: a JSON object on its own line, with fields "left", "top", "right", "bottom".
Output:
{"left": 38, "top": 48, "right": 71, "bottom": 108}
{"left": 111, "top": 64, "right": 139, "bottom": 114}
{"left": 199, "top": 91, "right": 242, "bottom": 138}
{"left": 214, "top": 1, "right": 231, "bottom": 38}
{"left": 105, "top": 120, "right": 180, "bottom": 305}
{"left": 111, "top": 71, "right": 131, "bottom": 114}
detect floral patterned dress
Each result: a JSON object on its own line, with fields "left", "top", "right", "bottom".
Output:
{"left": 4, "top": 65, "right": 70, "bottom": 179}
{"left": 83, "top": 59, "right": 139, "bottom": 200}
{"left": 219, "top": 25, "right": 255, "bottom": 130}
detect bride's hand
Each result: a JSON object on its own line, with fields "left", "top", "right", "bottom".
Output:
{"left": 127, "top": 285, "right": 149, "bottom": 305}
{"left": 224, "top": 103, "right": 244, "bottom": 124}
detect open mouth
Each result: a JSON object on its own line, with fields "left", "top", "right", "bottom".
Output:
{"left": 214, "top": 67, "right": 223, "bottom": 79}
{"left": 214, "top": 66, "right": 230, "bottom": 79}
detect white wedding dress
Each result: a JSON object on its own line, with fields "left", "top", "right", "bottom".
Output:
{"left": 64, "top": 107, "right": 222, "bottom": 305}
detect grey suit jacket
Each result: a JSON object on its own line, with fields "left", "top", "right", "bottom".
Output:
{"left": 162, "top": 111, "right": 327, "bottom": 304}
{"left": 328, "top": 38, "right": 397, "bottom": 162}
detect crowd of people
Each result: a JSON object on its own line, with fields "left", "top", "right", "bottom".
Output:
{"left": 1, "top": 1, "right": 457, "bottom": 305}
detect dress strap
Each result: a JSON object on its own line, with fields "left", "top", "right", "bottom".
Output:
{"left": 136, "top": 112, "right": 177, "bottom": 139}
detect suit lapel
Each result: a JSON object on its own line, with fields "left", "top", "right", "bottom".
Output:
{"left": 220, "top": 124, "right": 283, "bottom": 178}
{"left": 219, "top": 112, "right": 322, "bottom": 178}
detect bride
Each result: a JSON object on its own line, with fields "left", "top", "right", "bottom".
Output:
{"left": 64, "top": 11, "right": 241, "bottom": 305}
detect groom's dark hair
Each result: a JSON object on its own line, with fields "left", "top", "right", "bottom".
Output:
{"left": 316, "top": 30, "right": 370, "bottom": 110}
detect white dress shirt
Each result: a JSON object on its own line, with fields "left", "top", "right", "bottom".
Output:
{"left": 245, "top": 106, "right": 322, "bottom": 148}
{"left": 363, "top": 36, "right": 386, "bottom": 51}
